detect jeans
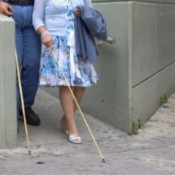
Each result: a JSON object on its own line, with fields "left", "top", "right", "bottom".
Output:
{"left": 12, "top": 5, "right": 41, "bottom": 112}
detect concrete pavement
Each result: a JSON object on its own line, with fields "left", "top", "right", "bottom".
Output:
{"left": 0, "top": 89, "right": 175, "bottom": 175}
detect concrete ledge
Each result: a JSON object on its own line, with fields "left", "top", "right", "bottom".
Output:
{"left": 94, "top": 0, "right": 175, "bottom": 4}
{"left": 82, "top": 1, "right": 175, "bottom": 133}
{"left": 133, "top": 62, "right": 175, "bottom": 122}
{"left": 0, "top": 15, "right": 17, "bottom": 148}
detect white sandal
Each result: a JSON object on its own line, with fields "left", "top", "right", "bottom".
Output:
{"left": 60, "top": 121, "right": 81, "bottom": 144}
{"left": 68, "top": 134, "right": 82, "bottom": 144}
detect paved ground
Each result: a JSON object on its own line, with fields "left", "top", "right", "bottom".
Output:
{"left": 0, "top": 89, "right": 175, "bottom": 175}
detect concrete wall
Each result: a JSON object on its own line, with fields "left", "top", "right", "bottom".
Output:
{"left": 80, "top": 2, "right": 132, "bottom": 133}
{"left": 132, "top": 2, "right": 175, "bottom": 123}
{"left": 0, "top": 15, "right": 17, "bottom": 148}
{"left": 81, "top": 1, "right": 175, "bottom": 133}
{"left": 95, "top": 0, "right": 175, "bottom": 3}
{"left": 134, "top": 0, "right": 175, "bottom": 3}
{"left": 42, "top": 1, "right": 175, "bottom": 133}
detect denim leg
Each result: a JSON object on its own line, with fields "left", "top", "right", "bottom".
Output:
{"left": 22, "top": 27, "right": 41, "bottom": 107}
{"left": 12, "top": 5, "right": 41, "bottom": 113}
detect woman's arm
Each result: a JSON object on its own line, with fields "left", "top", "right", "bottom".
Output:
{"left": 33, "top": 0, "right": 45, "bottom": 31}
{"left": 33, "top": 0, "right": 52, "bottom": 48}
{"left": 74, "top": 0, "right": 93, "bottom": 16}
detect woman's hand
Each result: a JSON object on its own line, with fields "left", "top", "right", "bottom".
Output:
{"left": 41, "top": 31, "right": 53, "bottom": 48}
{"left": 74, "top": 8, "right": 81, "bottom": 16}
{"left": 38, "top": 27, "right": 53, "bottom": 48}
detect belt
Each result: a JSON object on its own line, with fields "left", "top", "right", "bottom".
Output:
{"left": 8, "top": 0, "right": 34, "bottom": 6}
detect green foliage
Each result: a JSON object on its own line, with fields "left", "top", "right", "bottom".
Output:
{"left": 132, "top": 120, "right": 138, "bottom": 135}
{"left": 131, "top": 119, "right": 143, "bottom": 135}
{"left": 160, "top": 91, "right": 169, "bottom": 106}
{"left": 138, "top": 119, "right": 144, "bottom": 129}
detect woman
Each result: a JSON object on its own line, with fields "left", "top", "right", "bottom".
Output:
{"left": 33, "top": 0, "right": 98, "bottom": 144}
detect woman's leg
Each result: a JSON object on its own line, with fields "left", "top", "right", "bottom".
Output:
{"left": 59, "top": 86, "right": 79, "bottom": 135}
{"left": 60, "top": 87, "right": 86, "bottom": 129}
{"left": 73, "top": 87, "right": 86, "bottom": 111}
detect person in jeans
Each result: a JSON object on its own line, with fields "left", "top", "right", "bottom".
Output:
{"left": 0, "top": 0, "right": 41, "bottom": 126}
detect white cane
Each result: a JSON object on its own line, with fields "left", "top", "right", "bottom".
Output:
{"left": 51, "top": 50, "right": 105, "bottom": 162}
{"left": 15, "top": 50, "right": 31, "bottom": 155}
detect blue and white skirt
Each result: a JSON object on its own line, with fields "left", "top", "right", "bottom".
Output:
{"left": 39, "top": 33, "right": 98, "bottom": 87}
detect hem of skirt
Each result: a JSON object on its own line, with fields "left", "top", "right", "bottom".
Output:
{"left": 39, "top": 83, "right": 97, "bottom": 87}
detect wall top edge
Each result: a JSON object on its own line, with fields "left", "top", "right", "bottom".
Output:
{"left": 93, "top": 0, "right": 175, "bottom": 4}
{"left": 0, "top": 15, "right": 13, "bottom": 22}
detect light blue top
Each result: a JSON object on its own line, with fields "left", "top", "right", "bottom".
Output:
{"left": 33, "top": 0, "right": 92, "bottom": 36}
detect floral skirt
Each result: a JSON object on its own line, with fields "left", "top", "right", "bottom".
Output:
{"left": 39, "top": 35, "right": 98, "bottom": 87}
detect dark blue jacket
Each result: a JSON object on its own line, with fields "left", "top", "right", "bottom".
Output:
{"left": 74, "top": 5, "right": 107, "bottom": 63}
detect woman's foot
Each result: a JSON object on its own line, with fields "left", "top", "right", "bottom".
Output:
{"left": 60, "top": 116, "right": 81, "bottom": 144}
{"left": 68, "top": 134, "right": 82, "bottom": 144}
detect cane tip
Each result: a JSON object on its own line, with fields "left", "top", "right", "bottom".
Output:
{"left": 102, "top": 158, "right": 105, "bottom": 163}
